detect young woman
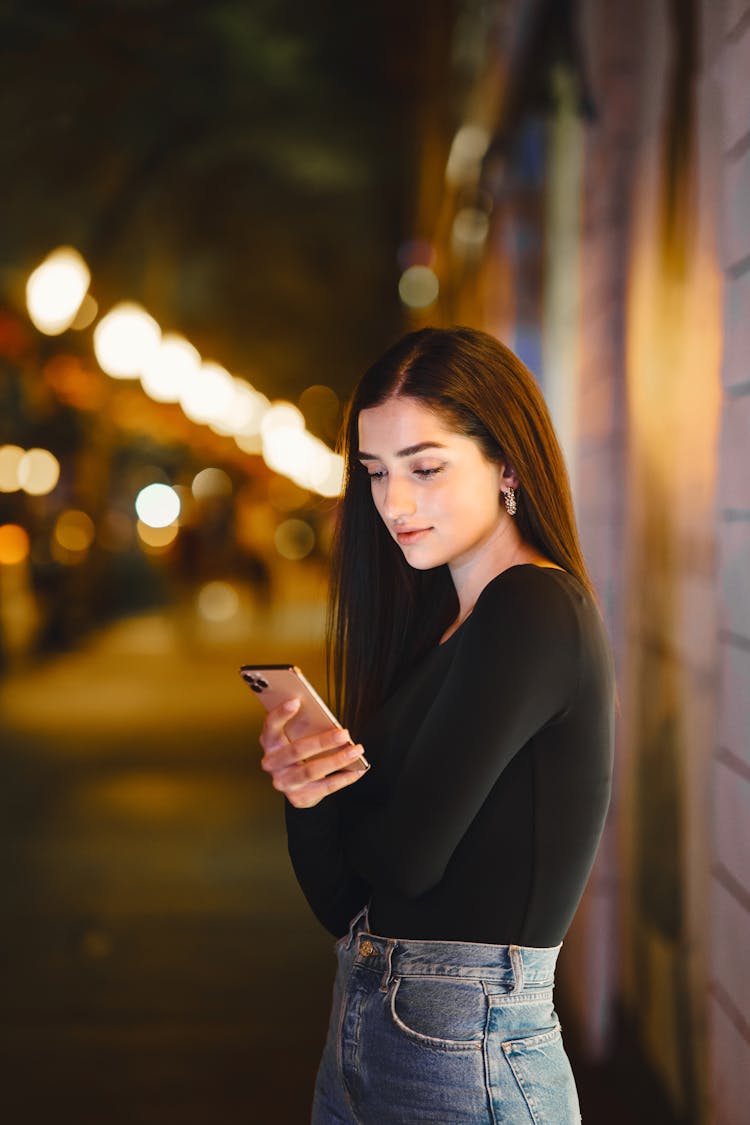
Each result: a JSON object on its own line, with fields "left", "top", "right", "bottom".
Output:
{"left": 259, "top": 326, "right": 614, "bottom": 1124}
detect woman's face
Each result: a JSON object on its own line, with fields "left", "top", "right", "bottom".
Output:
{"left": 357, "top": 396, "right": 513, "bottom": 573}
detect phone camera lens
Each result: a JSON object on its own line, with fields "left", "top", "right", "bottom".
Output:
{"left": 247, "top": 673, "right": 269, "bottom": 692}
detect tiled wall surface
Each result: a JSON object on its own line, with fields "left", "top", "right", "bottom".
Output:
{"left": 571, "top": 0, "right": 750, "bottom": 1120}
{"left": 556, "top": 0, "right": 643, "bottom": 1060}
{"left": 712, "top": 2, "right": 750, "bottom": 1117}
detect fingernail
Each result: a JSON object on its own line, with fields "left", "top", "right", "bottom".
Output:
{"left": 283, "top": 699, "right": 300, "bottom": 713}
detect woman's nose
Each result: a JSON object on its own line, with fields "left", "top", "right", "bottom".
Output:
{"left": 383, "top": 477, "right": 417, "bottom": 520}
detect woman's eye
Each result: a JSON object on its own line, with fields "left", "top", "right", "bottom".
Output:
{"left": 367, "top": 469, "right": 386, "bottom": 480}
{"left": 414, "top": 466, "right": 444, "bottom": 479}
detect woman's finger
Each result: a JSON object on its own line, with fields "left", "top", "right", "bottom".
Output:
{"left": 260, "top": 725, "right": 353, "bottom": 772}
{"left": 269, "top": 740, "right": 364, "bottom": 787}
{"left": 283, "top": 761, "right": 367, "bottom": 809}
{"left": 258, "top": 697, "right": 302, "bottom": 750}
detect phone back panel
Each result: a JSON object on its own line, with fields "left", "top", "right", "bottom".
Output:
{"left": 239, "top": 665, "right": 340, "bottom": 740}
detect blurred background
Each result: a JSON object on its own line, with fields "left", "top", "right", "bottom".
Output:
{"left": 0, "top": 0, "right": 746, "bottom": 1121}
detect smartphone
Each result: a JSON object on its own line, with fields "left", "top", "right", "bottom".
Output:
{"left": 239, "top": 664, "right": 370, "bottom": 774}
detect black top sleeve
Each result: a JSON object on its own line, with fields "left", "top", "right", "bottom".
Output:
{"left": 283, "top": 798, "right": 371, "bottom": 936}
{"left": 340, "top": 570, "right": 579, "bottom": 897}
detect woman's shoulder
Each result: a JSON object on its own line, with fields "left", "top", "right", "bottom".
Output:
{"left": 466, "top": 564, "right": 597, "bottom": 646}
{"left": 477, "top": 563, "right": 589, "bottom": 608}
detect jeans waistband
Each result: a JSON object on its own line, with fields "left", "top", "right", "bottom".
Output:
{"left": 339, "top": 906, "right": 561, "bottom": 994}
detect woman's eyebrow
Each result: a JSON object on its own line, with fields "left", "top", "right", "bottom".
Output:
{"left": 358, "top": 441, "right": 447, "bottom": 460}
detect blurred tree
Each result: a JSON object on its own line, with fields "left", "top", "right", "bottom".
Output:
{"left": 0, "top": 0, "right": 455, "bottom": 401}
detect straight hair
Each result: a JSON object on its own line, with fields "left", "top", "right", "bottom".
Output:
{"left": 327, "top": 326, "right": 595, "bottom": 734}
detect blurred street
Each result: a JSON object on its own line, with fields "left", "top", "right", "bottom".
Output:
{"left": 0, "top": 593, "right": 335, "bottom": 1123}
{"left": 0, "top": 590, "right": 671, "bottom": 1125}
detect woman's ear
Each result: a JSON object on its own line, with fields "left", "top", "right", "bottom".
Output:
{"left": 500, "top": 462, "right": 520, "bottom": 490}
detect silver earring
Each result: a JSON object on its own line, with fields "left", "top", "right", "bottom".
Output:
{"left": 503, "top": 487, "right": 517, "bottom": 516}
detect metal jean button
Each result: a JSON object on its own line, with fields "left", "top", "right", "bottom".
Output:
{"left": 359, "top": 939, "right": 376, "bottom": 957}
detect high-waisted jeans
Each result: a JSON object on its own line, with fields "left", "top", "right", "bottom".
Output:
{"left": 311, "top": 907, "right": 581, "bottom": 1125}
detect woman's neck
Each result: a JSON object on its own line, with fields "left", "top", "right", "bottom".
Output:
{"left": 443, "top": 533, "right": 560, "bottom": 642}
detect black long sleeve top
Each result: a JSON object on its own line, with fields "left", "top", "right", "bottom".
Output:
{"left": 284, "top": 564, "right": 615, "bottom": 947}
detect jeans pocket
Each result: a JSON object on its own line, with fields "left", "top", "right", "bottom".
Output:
{"left": 388, "top": 975, "right": 485, "bottom": 1049}
{"left": 501, "top": 1026, "right": 581, "bottom": 1125}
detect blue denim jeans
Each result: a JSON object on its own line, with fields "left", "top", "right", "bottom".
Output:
{"left": 311, "top": 907, "right": 581, "bottom": 1124}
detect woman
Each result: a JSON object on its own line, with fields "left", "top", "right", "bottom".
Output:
{"left": 260, "top": 326, "right": 614, "bottom": 1124}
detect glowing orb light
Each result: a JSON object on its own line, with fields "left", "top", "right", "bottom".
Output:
{"left": 141, "top": 334, "right": 201, "bottom": 403}
{"left": 54, "top": 509, "right": 95, "bottom": 553}
{"left": 0, "top": 523, "right": 30, "bottom": 565}
{"left": 94, "top": 302, "right": 161, "bottom": 379}
{"left": 398, "top": 265, "right": 440, "bottom": 310}
{"left": 134, "top": 483, "right": 180, "bottom": 528}
{"left": 0, "top": 445, "right": 25, "bottom": 493}
{"left": 197, "top": 581, "right": 239, "bottom": 622}
{"left": 26, "top": 246, "right": 91, "bottom": 335}
{"left": 18, "top": 448, "right": 60, "bottom": 495}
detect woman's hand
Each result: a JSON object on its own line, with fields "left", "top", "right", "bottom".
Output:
{"left": 259, "top": 698, "right": 367, "bottom": 808}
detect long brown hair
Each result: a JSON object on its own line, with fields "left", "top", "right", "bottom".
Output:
{"left": 327, "top": 326, "right": 594, "bottom": 733}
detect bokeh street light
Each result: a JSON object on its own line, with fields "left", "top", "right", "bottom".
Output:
{"left": 18, "top": 448, "right": 61, "bottom": 496}
{"left": 26, "top": 246, "right": 91, "bottom": 335}
{"left": 94, "top": 302, "right": 161, "bottom": 379}
{"left": 140, "top": 334, "right": 201, "bottom": 403}
{"left": 135, "top": 483, "right": 181, "bottom": 528}
{"left": 0, "top": 445, "right": 25, "bottom": 493}
{"left": 398, "top": 265, "right": 440, "bottom": 310}
{"left": 179, "top": 361, "right": 236, "bottom": 425}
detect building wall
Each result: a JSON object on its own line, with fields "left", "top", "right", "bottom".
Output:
{"left": 709, "top": 1, "right": 750, "bottom": 1121}
{"left": 574, "top": 0, "right": 750, "bottom": 1120}
{"left": 555, "top": 0, "right": 645, "bottom": 1060}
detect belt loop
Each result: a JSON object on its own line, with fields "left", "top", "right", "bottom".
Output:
{"left": 379, "top": 940, "right": 397, "bottom": 992}
{"left": 509, "top": 945, "right": 525, "bottom": 993}
{"left": 345, "top": 904, "right": 368, "bottom": 950}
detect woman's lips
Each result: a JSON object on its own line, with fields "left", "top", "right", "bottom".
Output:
{"left": 396, "top": 528, "right": 432, "bottom": 544}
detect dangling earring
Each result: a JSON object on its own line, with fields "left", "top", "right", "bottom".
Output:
{"left": 503, "top": 487, "right": 517, "bottom": 516}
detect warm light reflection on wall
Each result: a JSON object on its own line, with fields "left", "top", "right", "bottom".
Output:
{"left": 618, "top": 124, "right": 723, "bottom": 1118}
{"left": 452, "top": 206, "right": 490, "bottom": 253}
{"left": 0, "top": 524, "right": 30, "bottom": 565}
{"left": 445, "top": 123, "right": 490, "bottom": 186}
